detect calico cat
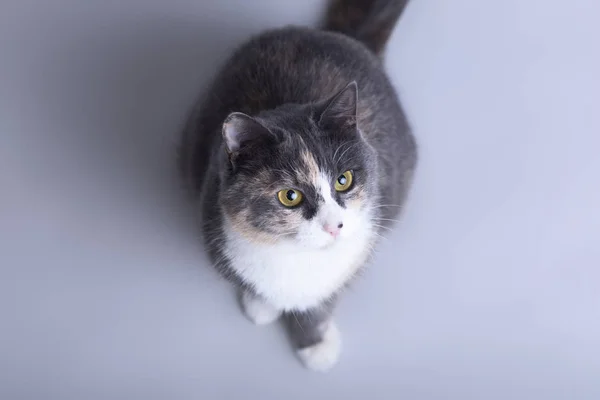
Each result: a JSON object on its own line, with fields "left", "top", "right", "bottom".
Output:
{"left": 179, "top": 0, "right": 417, "bottom": 371}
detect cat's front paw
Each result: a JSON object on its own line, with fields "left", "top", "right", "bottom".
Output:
{"left": 297, "top": 321, "right": 342, "bottom": 372}
{"left": 240, "top": 291, "right": 281, "bottom": 325}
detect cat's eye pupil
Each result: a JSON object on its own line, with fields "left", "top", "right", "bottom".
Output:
{"left": 286, "top": 190, "right": 297, "bottom": 201}
{"left": 338, "top": 176, "right": 347, "bottom": 185}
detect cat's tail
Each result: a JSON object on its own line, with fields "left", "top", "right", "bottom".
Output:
{"left": 324, "top": 0, "right": 410, "bottom": 57}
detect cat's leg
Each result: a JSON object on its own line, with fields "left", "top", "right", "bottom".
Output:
{"left": 284, "top": 304, "right": 341, "bottom": 372}
{"left": 239, "top": 289, "right": 282, "bottom": 325}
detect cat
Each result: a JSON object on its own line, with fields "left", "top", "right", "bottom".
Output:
{"left": 179, "top": 0, "right": 417, "bottom": 372}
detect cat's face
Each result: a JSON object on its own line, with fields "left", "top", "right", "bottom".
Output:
{"left": 220, "top": 82, "right": 378, "bottom": 249}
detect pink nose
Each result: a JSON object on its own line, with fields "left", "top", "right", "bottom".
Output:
{"left": 324, "top": 222, "right": 344, "bottom": 237}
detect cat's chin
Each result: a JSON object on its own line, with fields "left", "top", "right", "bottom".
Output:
{"left": 292, "top": 235, "right": 339, "bottom": 251}
{"left": 314, "top": 240, "right": 336, "bottom": 250}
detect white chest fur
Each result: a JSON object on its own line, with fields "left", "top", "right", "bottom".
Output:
{"left": 222, "top": 221, "right": 374, "bottom": 312}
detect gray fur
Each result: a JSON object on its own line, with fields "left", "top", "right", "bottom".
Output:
{"left": 179, "top": 0, "right": 417, "bottom": 366}
{"left": 285, "top": 301, "right": 337, "bottom": 349}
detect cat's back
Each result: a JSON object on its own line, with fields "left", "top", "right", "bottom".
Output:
{"left": 208, "top": 27, "right": 385, "bottom": 111}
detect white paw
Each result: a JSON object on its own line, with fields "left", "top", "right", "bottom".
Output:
{"left": 240, "top": 291, "right": 281, "bottom": 325}
{"left": 297, "top": 322, "right": 342, "bottom": 372}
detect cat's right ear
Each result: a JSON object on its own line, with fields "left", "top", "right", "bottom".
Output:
{"left": 318, "top": 81, "right": 358, "bottom": 129}
{"left": 222, "top": 112, "right": 272, "bottom": 155}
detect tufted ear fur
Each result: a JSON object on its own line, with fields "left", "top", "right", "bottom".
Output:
{"left": 318, "top": 81, "right": 358, "bottom": 129}
{"left": 222, "top": 112, "right": 273, "bottom": 155}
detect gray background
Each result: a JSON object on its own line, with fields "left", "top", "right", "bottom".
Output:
{"left": 1, "top": 0, "right": 599, "bottom": 399}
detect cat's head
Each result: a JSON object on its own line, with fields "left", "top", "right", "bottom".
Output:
{"left": 219, "top": 82, "right": 379, "bottom": 249}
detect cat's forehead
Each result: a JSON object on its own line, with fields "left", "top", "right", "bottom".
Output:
{"left": 274, "top": 134, "right": 338, "bottom": 182}
{"left": 296, "top": 148, "right": 321, "bottom": 184}
{"left": 244, "top": 111, "right": 363, "bottom": 185}
{"left": 251, "top": 141, "right": 326, "bottom": 185}
{"left": 242, "top": 138, "right": 324, "bottom": 194}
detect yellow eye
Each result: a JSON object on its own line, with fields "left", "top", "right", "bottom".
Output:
{"left": 277, "top": 189, "right": 303, "bottom": 207}
{"left": 335, "top": 170, "right": 353, "bottom": 192}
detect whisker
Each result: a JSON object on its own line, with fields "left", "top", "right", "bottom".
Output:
{"left": 372, "top": 230, "right": 387, "bottom": 238}
{"left": 292, "top": 312, "right": 305, "bottom": 335}
{"left": 373, "top": 217, "right": 401, "bottom": 224}
{"left": 335, "top": 141, "right": 358, "bottom": 164}
{"left": 371, "top": 204, "right": 403, "bottom": 209}
{"left": 372, "top": 223, "right": 394, "bottom": 232}
{"left": 331, "top": 142, "right": 347, "bottom": 164}
{"left": 371, "top": 231, "right": 389, "bottom": 242}
{"left": 269, "top": 169, "right": 293, "bottom": 177}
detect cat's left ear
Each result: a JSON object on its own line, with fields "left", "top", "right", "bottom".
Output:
{"left": 318, "top": 81, "right": 358, "bottom": 129}
{"left": 222, "top": 112, "right": 273, "bottom": 155}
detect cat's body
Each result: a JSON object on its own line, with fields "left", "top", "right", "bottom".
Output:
{"left": 180, "top": 0, "right": 416, "bottom": 371}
